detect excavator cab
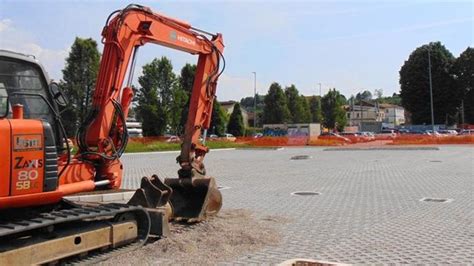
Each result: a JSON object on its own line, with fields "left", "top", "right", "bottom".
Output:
{"left": 0, "top": 50, "right": 66, "bottom": 150}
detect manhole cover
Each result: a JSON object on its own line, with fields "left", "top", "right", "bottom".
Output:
{"left": 429, "top": 160, "right": 442, "bottom": 163}
{"left": 291, "top": 155, "right": 311, "bottom": 160}
{"left": 217, "top": 186, "right": 231, "bottom": 190}
{"left": 291, "top": 191, "right": 320, "bottom": 196}
{"left": 420, "top": 197, "right": 453, "bottom": 203}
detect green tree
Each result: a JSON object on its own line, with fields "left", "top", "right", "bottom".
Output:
{"left": 321, "top": 89, "right": 347, "bottom": 131}
{"left": 299, "top": 95, "right": 311, "bottom": 123}
{"left": 240, "top": 94, "right": 264, "bottom": 111}
{"left": 452, "top": 47, "right": 474, "bottom": 124}
{"left": 227, "top": 103, "right": 245, "bottom": 136}
{"left": 169, "top": 83, "right": 188, "bottom": 134}
{"left": 378, "top": 93, "right": 402, "bottom": 106}
{"left": 355, "top": 90, "right": 372, "bottom": 102}
{"left": 308, "top": 96, "right": 322, "bottom": 123}
{"left": 400, "top": 42, "right": 459, "bottom": 124}
{"left": 210, "top": 100, "right": 227, "bottom": 136}
{"left": 136, "top": 57, "right": 176, "bottom": 136}
{"left": 285, "top": 85, "right": 308, "bottom": 123}
{"left": 374, "top": 89, "right": 383, "bottom": 99}
{"left": 60, "top": 37, "right": 100, "bottom": 136}
{"left": 178, "top": 64, "right": 197, "bottom": 133}
{"left": 263, "top": 82, "right": 290, "bottom": 124}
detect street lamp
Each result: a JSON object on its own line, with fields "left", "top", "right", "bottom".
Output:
{"left": 428, "top": 48, "right": 435, "bottom": 132}
{"left": 252, "top": 72, "right": 257, "bottom": 128}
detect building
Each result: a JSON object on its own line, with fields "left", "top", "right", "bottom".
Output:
{"left": 345, "top": 101, "right": 405, "bottom": 129}
{"left": 262, "top": 123, "right": 321, "bottom": 137}
{"left": 379, "top": 103, "right": 405, "bottom": 126}
{"left": 126, "top": 118, "right": 143, "bottom": 138}
{"left": 219, "top": 100, "right": 249, "bottom": 127}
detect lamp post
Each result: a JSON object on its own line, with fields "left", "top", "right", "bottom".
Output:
{"left": 252, "top": 72, "right": 257, "bottom": 128}
{"left": 428, "top": 48, "right": 435, "bottom": 132}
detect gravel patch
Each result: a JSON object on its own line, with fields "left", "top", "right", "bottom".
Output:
{"left": 101, "top": 209, "right": 286, "bottom": 265}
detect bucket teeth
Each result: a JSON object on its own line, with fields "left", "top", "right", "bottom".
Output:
{"left": 128, "top": 175, "right": 172, "bottom": 209}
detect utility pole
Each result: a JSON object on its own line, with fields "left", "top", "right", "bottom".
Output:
{"left": 252, "top": 72, "right": 257, "bottom": 129}
{"left": 428, "top": 48, "right": 435, "bottom": 132}
{"left": 318, "top": 83, "right": 322, "bottom": 97}
{"left": 461, "top": 100, "right": 465, "bottom": 125}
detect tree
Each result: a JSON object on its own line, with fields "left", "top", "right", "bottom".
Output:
{"left": 299, "top": 95, "right": 311, "bottom": 123}
{"left": 308, "top": 96, "right": 322, "bottom": 123}
{"left": 374, "top": 89, "right": 384, "bottom": 99}
{"left": 240, "top": 94, "right": 264, "bottom": 111}
{"left": 400, "top": 42, "right": 459, "bottom": 124}
{"left": 285, "top": 85, "right": 309, "bottom": 123}
{"left": 263, "top": 82, "right": 290, "bottom": 124}
{"left": 169, "top": 83, "right": 189, "bottom": 134}
{"left": 452, "top": 47, "right": 474, "bottom": 124}
{"left": 321, "top": 89, "right": 347, "bottom": 131}
{"left": 378, "top": 93, "right": 402, "bottom": 106}
{"left": 227, "top": 103, "right": 245, "bottom": 136}
{"left": 178, "top": 64, "right": 197, "bottom": 133}
{"left": 136, "top": 57, "right": 176, "bottom": 136}
{"left": 60, "top": 37, "right": 100, "bottom": 136}
{"left": 355, "top": 90, "right": 372, "bottom": 102}
{"left": 210, "top": 100, "right": 227, "bottom": 136}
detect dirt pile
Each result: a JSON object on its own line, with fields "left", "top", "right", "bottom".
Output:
{"left": 102, "top": 209, "right": 286, "bottom": 265}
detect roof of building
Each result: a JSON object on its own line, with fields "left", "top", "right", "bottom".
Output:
{"left": 219, "top": 100, "right": 237, "bottom": 107}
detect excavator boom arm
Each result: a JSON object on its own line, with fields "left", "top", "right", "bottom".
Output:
{"left": 77, "top": 5, "right": 224, "bottom": 177}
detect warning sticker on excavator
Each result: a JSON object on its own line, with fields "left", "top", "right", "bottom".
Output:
{"left": 13, "top": 134, "right": 43, "bottom": 151}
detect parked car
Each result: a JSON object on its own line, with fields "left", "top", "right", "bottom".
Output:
{"left": 438, "top": 129, "right": 457, "bottom": 135}
{"left": 208, "top": 134, "right": 219, "bottom": 139}
{"left": 318, "top": 132, "right": 351, "bottom": 143}
{"left": 222, "top": 133, "right": 236, "bottom": 142}
{"left": 398, "top": 128, "right": 411, "bottom": 135}
{"left": 128, "top": 128, "right": 143, "bottom": 138}
{"left": 424, "top": 130, "right": 444, "bottom": 137}
{"left": 253, "top": 133, "right": 263, "bottom": 138}
{"left": 339, "top": 132, "right": 364, "bottom": 143}
{"left": 460, "top": 129, "right": 474, "bottom": 135}
{"left": 358, "top": 131, "right": 376, "bottom": 141}
{"left": 166, "top": 135, "right": 181, "bottom": 143}
{"left": 376, "top": 129, "right": 397, "bottom": 139}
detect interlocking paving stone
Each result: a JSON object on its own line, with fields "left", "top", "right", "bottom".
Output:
{"left": 121, "top": 146, "right": 474, "bottom": 264}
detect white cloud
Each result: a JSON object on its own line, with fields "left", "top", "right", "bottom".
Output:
{"left": 0, "top": 18, "right": 68, "bottom": 81}
{"left": 216, "top": 73, "right": 272, "bottom": 101}
{"left": 0, "top": 19, "right": 12, "bottom": 32}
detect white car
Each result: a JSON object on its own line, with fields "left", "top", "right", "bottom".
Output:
{"left": 222, "top": 133, "right": 236, "bottom": 142}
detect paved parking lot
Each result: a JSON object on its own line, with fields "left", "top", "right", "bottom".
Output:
{"left": 121, "top": 146, "right": 474, "bottom": 264}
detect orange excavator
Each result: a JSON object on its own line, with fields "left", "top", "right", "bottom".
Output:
{"left": 0, "top": 4, "right": 224, "bottom": 263}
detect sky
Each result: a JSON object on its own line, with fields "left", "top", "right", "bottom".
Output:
{"left": 0, "top": 0, "right": 472, "bottom": 101}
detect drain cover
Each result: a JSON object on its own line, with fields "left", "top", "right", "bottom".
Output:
{"left": 217, "top": 186, "right": 231, "bottom": 190}
{"left": 420, "top": 197, "right": 453, "bottom": 203}
{"left": 291, "top": 155, "right": 311, "bottom": 160}
{"left": 291, "top": 191, "right": 320, "bottom": 196}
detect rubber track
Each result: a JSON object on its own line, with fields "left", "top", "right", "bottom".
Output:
{"left": 0, "top": 203, "right": 151, "bottom": 264}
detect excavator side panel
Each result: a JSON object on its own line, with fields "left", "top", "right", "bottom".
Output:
{"left": 9, "top": 119, "right": 45, "bottom": 196}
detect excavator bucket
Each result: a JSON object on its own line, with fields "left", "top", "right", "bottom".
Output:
{"left": 128, "top": 175, "right": 173, "bottom": 236}
{"left": 164, "top": 176, "right": 222, "bottom": 221}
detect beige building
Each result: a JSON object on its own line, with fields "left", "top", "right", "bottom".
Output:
{"left": 263, "top": 123, "right": 321, "bottom": 137}
{"left": 345, "top": 101, "right": 405, "bottom": 127}
{"left": 219, "top": 101, "right": 249, "bottom": 127}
